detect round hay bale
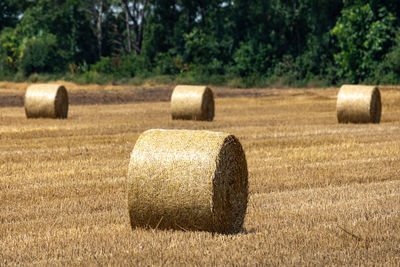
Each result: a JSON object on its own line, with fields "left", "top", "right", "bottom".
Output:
{"left": 25, "top": 84, "right": 68, "bottom": 119}
{"left": 171, "top": 85, "right": 214, "bottom": 121}
{"left": 336, "top": 85, "right": 381, "bottom": 124}
{"left": 127, "top": 129, "right": 248, "bottom": 234}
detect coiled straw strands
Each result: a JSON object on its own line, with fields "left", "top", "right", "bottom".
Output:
{"left": 127, "top": 129, "right": 248, "bottom": 234}
{"left": 25, "top": 84, "right": 68, "bottom": 119}
{"left": 171, "top": 85, "right": 214, "bottom": 121}
{"left": 336, "top": 85, "right": 381, "bottom": 124}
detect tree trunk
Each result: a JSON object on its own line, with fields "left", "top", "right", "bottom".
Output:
{"left": 122, "top": 0, "right": 148, "bottom": 55}
{"left": 96, "top": 0, "right": 103, "bottom": 58}
{"left": 124, "top": 4, "right": 132, "bottom": 54}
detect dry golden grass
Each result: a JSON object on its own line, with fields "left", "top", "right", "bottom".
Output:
{"left": 1, "top": 85, "right": 400, "bottom": 265}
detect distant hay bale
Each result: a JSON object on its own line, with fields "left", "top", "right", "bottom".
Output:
{"left": 24, "top": 84, "right": 68, "bottom": 119}
{"left": 127, "top": 129, "right": 248, "bottom": 234}
{"left": 171, "top": 85, "right": 214, "bottom": 121}
{"left": 336, "top": 85, "right": 381, "bottom": 124}
{"left": 25, "top": 84, "right": 69, "bottom": 119}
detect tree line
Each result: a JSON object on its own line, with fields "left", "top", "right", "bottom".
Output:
{"left": 1, "top": 0, "right": 400, "bottom": 87}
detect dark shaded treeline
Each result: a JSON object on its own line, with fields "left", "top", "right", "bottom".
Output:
{"left": 1, "top": 0, "right": 400, "bottom": 86}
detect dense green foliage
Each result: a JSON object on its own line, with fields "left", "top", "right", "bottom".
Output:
{"left": 1, "top": 0, "right": 399, "bottom": 86}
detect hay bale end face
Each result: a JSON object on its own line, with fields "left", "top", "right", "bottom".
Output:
{"left": 171, "top": 85, "right": 215, "bottom": 121}
{"left": 127, "top": 129, "right": 248, "bottom": 234}
{"left": 25, "top": 84, "right": 69, "bottom": 119}
{"left": 336, "top": 85, "right": 381, "bottom": 124}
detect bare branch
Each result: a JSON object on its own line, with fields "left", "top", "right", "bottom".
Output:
{"left": 121, "top": 0, "right": 149, "bottom": 55}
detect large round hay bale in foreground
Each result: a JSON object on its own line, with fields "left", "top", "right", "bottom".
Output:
{"left": 127, "top": 129, "right": 248, "bottom": 234}
{"left": 25, "top": 84, "right": 68, "bottom": 119}
{"left": 171, "top": 85, "right": 214, "bottom": 121}
{"left": 336, "top": 85, "right": 381, "bottom": 124}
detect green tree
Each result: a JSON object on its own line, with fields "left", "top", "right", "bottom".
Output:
{"left": 331, "top": 2, "right": 396, "bottom": 82}
{"left": 0, "top": 1, "right": 19, "bottom": 31}
{"left": 0, "top": 27, "right": 21, "bottom": 73}
{"left": 17, "top": 0, "right": 97, "bottom": 64}
{"left": 20, "top": 31, "right": 64, "bottom": 75}
{"left": 373, "top": 34, "right": 400, "bottom": 84}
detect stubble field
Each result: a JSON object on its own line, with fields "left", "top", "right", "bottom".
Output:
{"left": 1, "top": 83, "right": 400, "bottom": 265}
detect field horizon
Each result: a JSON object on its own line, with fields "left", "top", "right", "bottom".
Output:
{"left": 1, "top": 83, "right": 399, "bottom": 265}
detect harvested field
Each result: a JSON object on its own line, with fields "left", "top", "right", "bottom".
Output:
{"left": 1, "top": 83, "right": 400, "bottom": 265}
{"left": 0, "top": 81, "right": 311, "bottom": 107}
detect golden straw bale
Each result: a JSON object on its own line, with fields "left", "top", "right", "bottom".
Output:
{"left": 171, "top": 85, "right": 214, "bottom": 121}
{"left": 127, "top": 129, "right": 248, "bottom": 234}
{"left": 336, "top": 85, "right": 381, "bottom": 124}
{"left": 25, "top": 84, "right": 68, "bottom": 119}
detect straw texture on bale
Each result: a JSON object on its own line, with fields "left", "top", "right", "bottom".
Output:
{"left": 127, "top": 129, "right": 248, "bottom": 234}
{"left": 336, "top": 85, "right": 381, "bottom": 124}
{"left": 25, "top": 84, "right": 68, "bottom": 119}
{"left": 171, "top": 85, "right": 214, "bottom": 121}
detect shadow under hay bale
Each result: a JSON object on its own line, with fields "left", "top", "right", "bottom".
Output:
{"left": 127, "top": 129, "right": 248, "bottom": 234}
{"left": 171, "top": 85, "right": 214, "bottom": 121}
{"left": 336, "top": 85, "right": 381, "bottom": 124}
{"left": 24, "top": 84, "right": 69, "bottom": 119}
